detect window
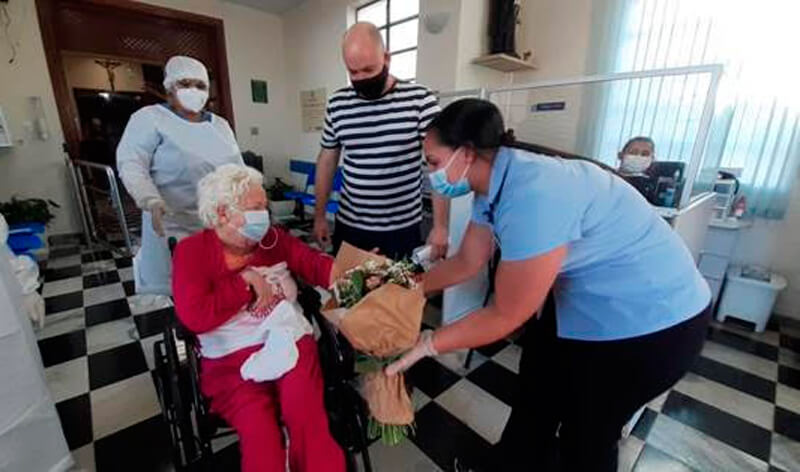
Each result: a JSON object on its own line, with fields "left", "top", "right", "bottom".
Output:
{"left": 355, "top": 0, "right": 419, "bottom": 81}
{"left": 587, "top": 0, "right": 800, "bottom": 218}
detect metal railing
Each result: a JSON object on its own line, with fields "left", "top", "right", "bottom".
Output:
{"left": 67, "top": 158, "right": 140, "bottom": 255}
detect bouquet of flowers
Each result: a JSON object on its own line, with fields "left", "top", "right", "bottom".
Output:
{"left": 322, "top": 243, "right": 425, "bottom": 445}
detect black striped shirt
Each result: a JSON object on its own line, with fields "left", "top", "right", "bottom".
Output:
{"left": 321, "top": 82, "right": 440, "bottom": 231}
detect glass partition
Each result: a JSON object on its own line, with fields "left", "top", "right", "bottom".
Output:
{"left": 486, "top": 65, "right": 723, "bottom": 210}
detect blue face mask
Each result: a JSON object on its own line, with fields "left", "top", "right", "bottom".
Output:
{"left": 428, "top": 147, "right": 472, "bottom": 198}
{"left": 236, "top": 209, "right": 271, "bottom": 241}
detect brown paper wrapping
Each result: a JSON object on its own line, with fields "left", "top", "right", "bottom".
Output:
{"left": 321, "top": 243, "right": 425, "bottom": 426}
{"left": 328, "top": 242, "right": 389, "bottom": 282}
{"left": 361, "top": 371, "right": 414, "bottom": 425}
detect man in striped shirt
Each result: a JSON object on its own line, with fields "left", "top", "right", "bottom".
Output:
{"left": 313, "top": 22, "right": 448, "bottom": 260}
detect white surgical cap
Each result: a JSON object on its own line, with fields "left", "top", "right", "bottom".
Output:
{"left": 163, "top": 55, "right": 209, "bottom": 91}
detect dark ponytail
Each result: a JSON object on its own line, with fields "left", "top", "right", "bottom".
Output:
{"left": 429, "top": 98, "right": 619, "bottom": 175}
{"left": 427, "top": 98, "right": 507, "bottom": 153}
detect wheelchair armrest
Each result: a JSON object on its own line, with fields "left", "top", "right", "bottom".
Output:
{"left": 296, "top": 281, "right": 357, "bottom": 381}
{"left": 297, "top": 281, "right": 322, "bottom": 322}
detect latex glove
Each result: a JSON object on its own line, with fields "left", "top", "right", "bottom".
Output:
{"left": 23, "top": 292, "right": 45, "bottom": 329}
{"left": 313, "top": 215, "right": 331, "bottom": 251}
{"left": 145, "top": 198, "right": 167, "bottom": 237}
{"left": 426, "top": 226, "right": 449, "bottom": 261}
{"left": 385, "top": 330, "right": 438, "bottom": 376}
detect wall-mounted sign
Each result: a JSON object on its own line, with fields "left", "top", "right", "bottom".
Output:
{"left": 251, "top": 79, "right": 268, "bottom": 104}
{"left": 531, "top": 101, "right": 566, "bottom": 112}
{"left": 0, "top": 107, "right": 12, "bottom": 147}
{"left": 301, "top": 88, "right": 327, "bottom": 133}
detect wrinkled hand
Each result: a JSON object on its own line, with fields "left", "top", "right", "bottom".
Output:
{"left": 313, "top": 215, "right": 331, "bottom": 250}
{"left": 23, "top": 292, "right": 45, "bottom": 329}
{"left": 426, "top": 226, "right": 449, "bottom": 260}
{"left": 241, "top": 268, "right": 274, "bottom": 316}
{"left": 385, "top": 330, "right": 438, "bottom": 376}
{"left": 147, "top": 200, "right": 167, "bottom": 237}
{"left": 254, "top": 263, "right": 298, "bottom": 302}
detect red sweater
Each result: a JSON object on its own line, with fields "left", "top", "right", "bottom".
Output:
{"left": 172, "top": 227, "right": 333, "bottom": 334}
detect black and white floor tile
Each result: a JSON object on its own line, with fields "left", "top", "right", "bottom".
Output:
{"left": 35, "top": 231, "right": 800, "bottom": 472}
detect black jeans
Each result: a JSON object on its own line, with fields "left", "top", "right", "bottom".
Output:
{"left": 332, "top": 219, "right": 422, "bottom": 260}
{"left": 493, "top": 296, "right": 711, "bottom": 471}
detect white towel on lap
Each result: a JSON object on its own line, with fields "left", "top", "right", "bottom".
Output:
{"left": 240, "top": 327, "right": 299, "bottom": 381}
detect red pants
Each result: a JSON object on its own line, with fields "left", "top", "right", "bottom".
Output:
{"left": 200, "top": 336, "right": 345, "bottom": 472}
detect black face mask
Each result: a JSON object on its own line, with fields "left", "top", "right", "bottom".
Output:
{"left": 351, "top": 64, "right": 389, "bottom": 100}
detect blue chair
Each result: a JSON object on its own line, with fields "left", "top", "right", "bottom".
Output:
{"left": 285, "top": 159, "right": 343, "bottom": 215}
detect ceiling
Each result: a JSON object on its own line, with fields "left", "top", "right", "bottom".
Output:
{"left": 221, "top": 0, "right": 307, "bottom": 15}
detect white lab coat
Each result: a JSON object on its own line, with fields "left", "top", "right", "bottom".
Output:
{"left": 0, "top": 236, "right": 72, "bottom": 471}
{"left": 117, "top": 104, "right": 243, "bottom": 294}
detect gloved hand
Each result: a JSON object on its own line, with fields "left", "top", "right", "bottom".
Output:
{"left": 145, "top": 198, "right": 167, "bottom": 237}
{"left": 22, "top": 292, "right": 45, "bottom": 329}
{"left": 385, "top": 329, "right": 438, "bottom": 376}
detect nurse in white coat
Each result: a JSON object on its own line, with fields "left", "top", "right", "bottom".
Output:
{"left": 117, "top": 55, "right": 243, "bottom": 295}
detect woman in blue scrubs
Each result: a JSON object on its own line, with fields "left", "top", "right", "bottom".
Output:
{"left": 387, "top": 99, "right": 711, "bottom": 471}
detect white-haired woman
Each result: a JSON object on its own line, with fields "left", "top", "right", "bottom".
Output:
{"left": 117, "top": 55, "right": 242, "bottom": 294}
{"left": 172, "top": 164, "right": 345, "bottom": 472}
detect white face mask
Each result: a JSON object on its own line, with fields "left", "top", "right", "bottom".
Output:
{"left": 620, "top": 154, "right": 653, "bottom": 174}
{"left": 176, "top": 87, "right": 209, "bottom": 113}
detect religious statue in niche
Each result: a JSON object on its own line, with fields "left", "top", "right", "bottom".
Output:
{"left": 94, "top": 59, "right": 122, "bottom": 91}
{"left": 489, "top": 0, "right": 521, "bottom": 57}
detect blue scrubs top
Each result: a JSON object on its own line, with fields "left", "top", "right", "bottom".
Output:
{"left": 472, "top": 146, "right": 710, "bottom": 341}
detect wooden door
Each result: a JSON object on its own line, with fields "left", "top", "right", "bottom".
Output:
{"left": 36, "top": 0, "right": 234, "bottom": 158}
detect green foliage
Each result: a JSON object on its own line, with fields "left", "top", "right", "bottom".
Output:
{"left": 354, "top": 353, "right": 403, "bottom": 374}
{"left": 367, "top": 417, "right": 415, "bottom": 446}
{"left": 0, "top": 197, "right": 60, "bottom": 225}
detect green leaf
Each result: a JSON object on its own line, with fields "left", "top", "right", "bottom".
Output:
{"left": 350, "top": 270, "right": 365, "bottom": 297}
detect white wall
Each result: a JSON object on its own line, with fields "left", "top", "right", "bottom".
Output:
{"left": 454, "top": 0, "right": 507, "bottom": 90}
{"left": 63, "top": 55, "right": 145, "bottom": 93}
{"left": 514, "top": 0, "right": 595, "bottom": 81}
{"left": 0, "top": 1, "right": 80, "bottom": 234}
{"left": 281, "top": 0, "right": 351, "bottom": 167}
{"left": 416, "top": 0, "right": 461, "bottom": 93}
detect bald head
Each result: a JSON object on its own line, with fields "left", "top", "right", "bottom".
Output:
{"left": 344, "top": 22, "right": 385, "bottom": 54}
{"left": 342, "top": 22, "right": 389, "bottom": 81}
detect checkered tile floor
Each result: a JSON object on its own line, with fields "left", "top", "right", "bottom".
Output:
{"left": 37, "top": 235, "right": 800, "bottom": 471}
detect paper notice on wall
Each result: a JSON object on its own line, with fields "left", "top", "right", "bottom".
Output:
{"left": 0, "top": 106, "right": 11, "bottom": 147}
{"left": 301, "top": 88, "right": 327, "bottom": 133}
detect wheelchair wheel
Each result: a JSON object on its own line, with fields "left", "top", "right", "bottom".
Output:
{"left": 153, "top": 324, "right": 213, "bottom": 471}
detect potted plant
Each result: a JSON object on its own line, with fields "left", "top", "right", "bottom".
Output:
{"left": 267, "top": 178, "right": 296, "bottom": 218}
{"left": 0, "top": 197, "right": 60, "bottom": 259}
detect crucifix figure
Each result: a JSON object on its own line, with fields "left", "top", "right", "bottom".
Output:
{"left": 94, "top": 59, "right": 122, "bottom": 91}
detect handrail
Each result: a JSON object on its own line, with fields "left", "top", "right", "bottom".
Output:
{"left": 71, "top": 159, "right": 133, "bottom": 253}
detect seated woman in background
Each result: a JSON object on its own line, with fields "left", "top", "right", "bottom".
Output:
{"left": 172, "top": 164, "right": 344, "bottom": 472}
{"left": 617, "top": 136, "right": 655, "bottom": 175}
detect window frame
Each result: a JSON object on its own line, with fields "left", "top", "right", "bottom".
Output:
{"left": 356, "top": 0, "right": 419, "bottom": 81}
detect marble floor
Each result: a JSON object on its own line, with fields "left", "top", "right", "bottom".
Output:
{"left": 35, "top": 232, "right": 800, "bottom": 471}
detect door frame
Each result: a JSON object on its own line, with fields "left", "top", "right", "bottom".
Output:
{"left": 35, "top": 0, "right": 235, "bottom": 158}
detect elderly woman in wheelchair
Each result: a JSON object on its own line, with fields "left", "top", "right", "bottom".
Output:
{"left": 171, "top": 164, "right": 345, "bottom": 472}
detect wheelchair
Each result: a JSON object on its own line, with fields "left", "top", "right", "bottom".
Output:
{"left": 153, "top": 277, "right": 374, "bottom": 471}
